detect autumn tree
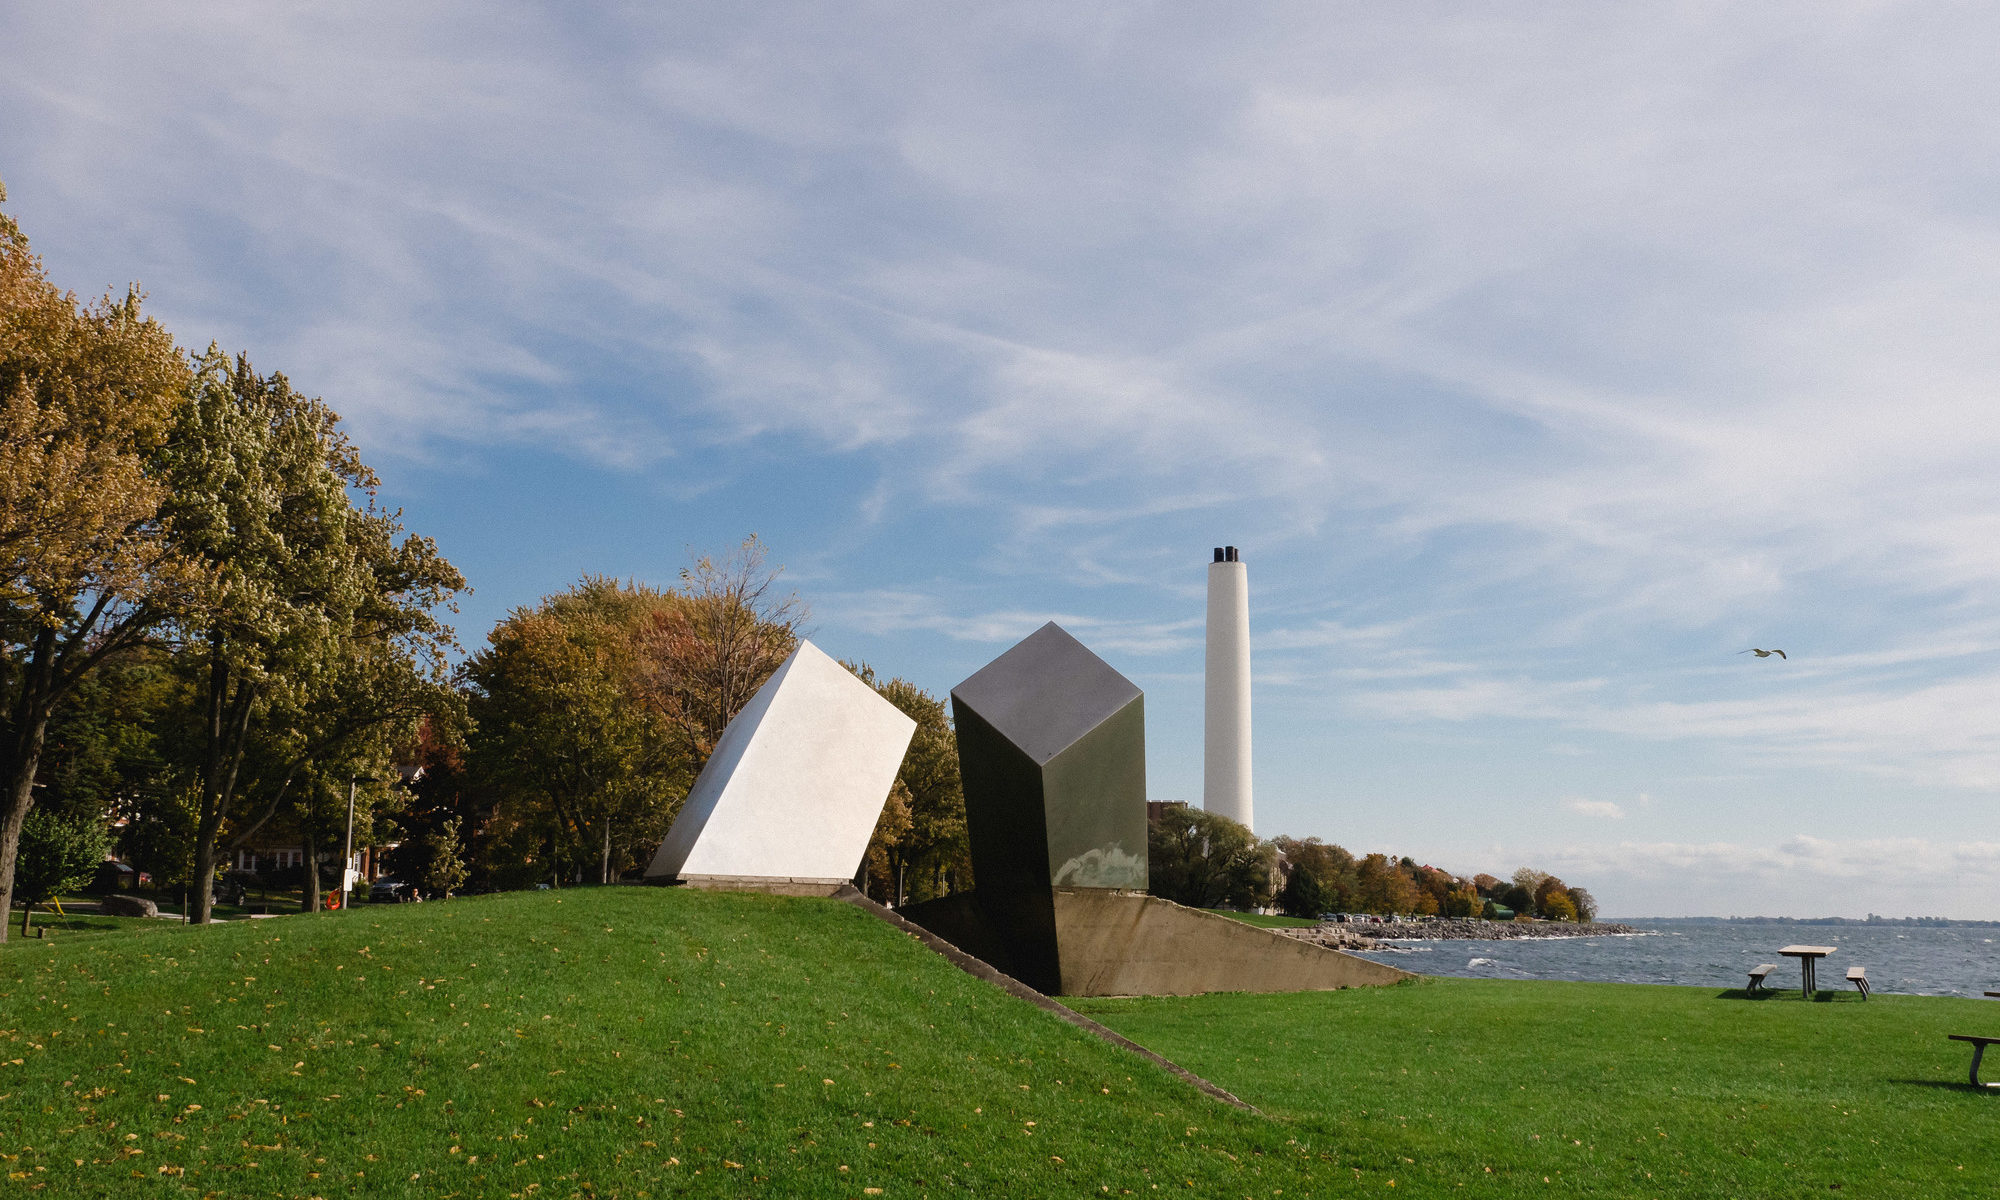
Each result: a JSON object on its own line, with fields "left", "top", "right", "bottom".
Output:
{"left": 0, "top": 184, "right": 194, "bottom": 940}
{"left": 1356, "top": 853, "right": 1420, "bottom": 914}
{"left": 1443, "top": 882, "right": 1482, "bottom": 918}
{"left": 1532, "top": 874, "right": 1570, "bottom": 919}
{"left": 638, "top": 536, "right": 804, "bottom": 772}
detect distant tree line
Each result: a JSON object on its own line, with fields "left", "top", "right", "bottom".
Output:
{"left": 1146, "top": 804, "right": 1598, "bottom": 923}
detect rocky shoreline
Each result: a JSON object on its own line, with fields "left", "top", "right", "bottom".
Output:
{"left": 1277, "top": 918, "right": 1641, "bottom": 952}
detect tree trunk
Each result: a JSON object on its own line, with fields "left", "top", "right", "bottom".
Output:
{"left": 0, "top": 626, "right": 59, "bottom": 946}
{"left": 0, "top": 756, "right": 38, "bottom": 946}
{"left": 601, "top": 816, "right": 612, "bottom": 885}
{"left": 303, "top": 824, "right": 320, "bottom": 913}
{"left": 193, "top": 653, "right": 255, "bottom": 925}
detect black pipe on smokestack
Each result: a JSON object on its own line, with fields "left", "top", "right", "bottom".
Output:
{"left": 1213, "top": 547, "right": 1225, "bottom": 563}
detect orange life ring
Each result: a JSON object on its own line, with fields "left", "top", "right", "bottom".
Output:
{"left": 324, "top": 890, "right": 341, "bottom": 911}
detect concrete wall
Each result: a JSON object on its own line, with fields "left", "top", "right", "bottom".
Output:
{"left": 899, "top": 887, "right": 1413, "bottom": 997}
{"left": 1051, "top": 890, "right": 1412, "bottom": 996}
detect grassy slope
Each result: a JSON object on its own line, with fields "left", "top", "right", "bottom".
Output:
{"left": 1, "top": 887, "right": 1322, "bottom": 1199}
{"left": 1075, "top": 980, "right": 2000, "bottom": 1198}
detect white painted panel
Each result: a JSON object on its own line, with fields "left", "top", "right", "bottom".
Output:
{"left": 646, "top": 640, "right": 917, "bottom": 883}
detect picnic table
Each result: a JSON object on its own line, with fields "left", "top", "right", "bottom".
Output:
{"left": 1778, "top": 945, "right": 1837, "bottom": 999}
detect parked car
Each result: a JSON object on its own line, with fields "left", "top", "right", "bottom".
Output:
{"left": 370, "top": 879, "right": 412, "bottom": 904}
{"left": 216, "top": 870, "right": 262, "bottom": 906}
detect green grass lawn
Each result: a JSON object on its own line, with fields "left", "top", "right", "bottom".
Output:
{"left": 6, "top": 889, "right": 1997, "bottom": 1199}
{"left": 1198, "top": 909, "right": 1320, "bottom": 929}
{"left": 1, "top": 887, "right": 1322, "bottom": 1198}
{"left": 1074, "top": 980, "right": 2000, "bottom": 1197}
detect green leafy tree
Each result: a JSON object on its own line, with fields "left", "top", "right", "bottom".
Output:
{"left": 119, "top": 782, "right": 201, "bottom": 894}
{"left": 157, "top": 349, "right": 461, "bottom": 922}
{"left": 1147, "top": 804, "right": 1275, "bottom": 909}
{"left": 1276, "top": 837, "right": 1358, "bottom": 911}
{"left": 0, "top": 185, "right": 194, "bottom": 941}
{"left": 1276, "top": 861, "right": 1331, "bottom": 919}
{"left": 421, "top": 816, "right": 470, "bottom": 898}
{"left": 13, "top": 807, "right": 108, "bottom": 934}
{"left": 465, "top": 580, "right": 683, "bottom": 887}
{"left": 1567, "top": 886, "right": 1598, "bottom": 924}
{"left": 853, "top": 666, "right": 967, "bottom": 905}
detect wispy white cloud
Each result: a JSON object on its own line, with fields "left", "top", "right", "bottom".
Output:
{"left": 1565, "top": 798, "right": 1625, "bottom": 820}
{"left": 14, "top": 3, "right": 2000, "bottom": 913}
{"left": 820, "top": 589, "right": 1201, "bottom": 656}
{"left": 1534, "top": 837, "right": 2000, "bottom": 919}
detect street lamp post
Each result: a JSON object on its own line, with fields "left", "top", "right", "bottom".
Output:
{"left": 342, "top": 775, "right": 382, "bottom": 911}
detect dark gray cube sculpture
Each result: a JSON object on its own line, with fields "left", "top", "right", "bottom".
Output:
{"left": 946, "top": 622, "right": 1147, "bottom": 991}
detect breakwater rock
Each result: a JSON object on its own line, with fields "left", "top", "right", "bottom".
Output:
{"left": 1277, "top": 918, "right": 1638, "bottom": 949}
{"left": 1274, "top": 926, "right": 1386, "bottom": 952}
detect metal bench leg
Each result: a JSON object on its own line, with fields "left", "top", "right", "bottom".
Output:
{"left": 1972, "top": 1042, "right": 1987, "bottom": 1089}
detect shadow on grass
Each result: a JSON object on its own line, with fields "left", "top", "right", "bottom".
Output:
{"left": 1890, "top": 1078, "right": 2000, "bottom": 1094}
{"left": 15, "top": 914, "right": 136, "bottom": 936}
{"left": 1712, "top": 988, "right": 1867, "bottom": 1003}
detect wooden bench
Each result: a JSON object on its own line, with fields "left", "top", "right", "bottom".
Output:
{"left": 1846, "top": 965, "right": 1869, "bottom": 1000}
{"left": 1746, "top": 963, "right": 1777, "bottom": 992}
{"left": 1948, "top": 1035, "right": 2000, "bottom": 1088}
{"left": 1984, "top": 991, "right": 1999, "bottom": 999}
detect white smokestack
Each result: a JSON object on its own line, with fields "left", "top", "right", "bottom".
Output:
{"left": 1204, "top": 546, "right": 1252, "bottom": 831}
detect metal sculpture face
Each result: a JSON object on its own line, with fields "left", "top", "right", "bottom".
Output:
{"left": 950, "top": 621, "right": 1148, "bottom": 893}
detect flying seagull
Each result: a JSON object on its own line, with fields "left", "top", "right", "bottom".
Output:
{"left": 1738, "top": 648, "right": 1787, "bottom": 659}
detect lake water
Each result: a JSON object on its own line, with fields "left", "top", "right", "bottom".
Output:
{"left": 1350, "top": 921, "right": 2000, "bottom": 997}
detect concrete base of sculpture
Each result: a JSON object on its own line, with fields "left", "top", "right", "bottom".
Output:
{"left": 645, "top": 640, "right": 916, "bottom": 885}
{"left": 673, "top": 875, "right": 851, "bottom": 897}
{"left": 898, "top": 889, "right": 1412, "bottom": 997}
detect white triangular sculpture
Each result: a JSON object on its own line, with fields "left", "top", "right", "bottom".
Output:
{"left": 645, "top": 640, "right": 916, "bottom": 886}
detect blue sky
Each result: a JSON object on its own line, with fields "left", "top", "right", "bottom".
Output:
{"left": 7, "top": 3, "right": 2000, "bottom": 917}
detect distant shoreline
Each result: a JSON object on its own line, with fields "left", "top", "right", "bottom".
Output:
{"left": 1612, "top": 916, "right": 2000, "bottom": 928}
{"left": 1281, "top": 918, "right": 1639, "bottom": 950}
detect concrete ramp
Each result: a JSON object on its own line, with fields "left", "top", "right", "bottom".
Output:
{"left": 899, "top": 888, "right": 1412, "bottom": 997}
{"left": 1051, "top": 890, "right": 1411, "bottom": 996}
